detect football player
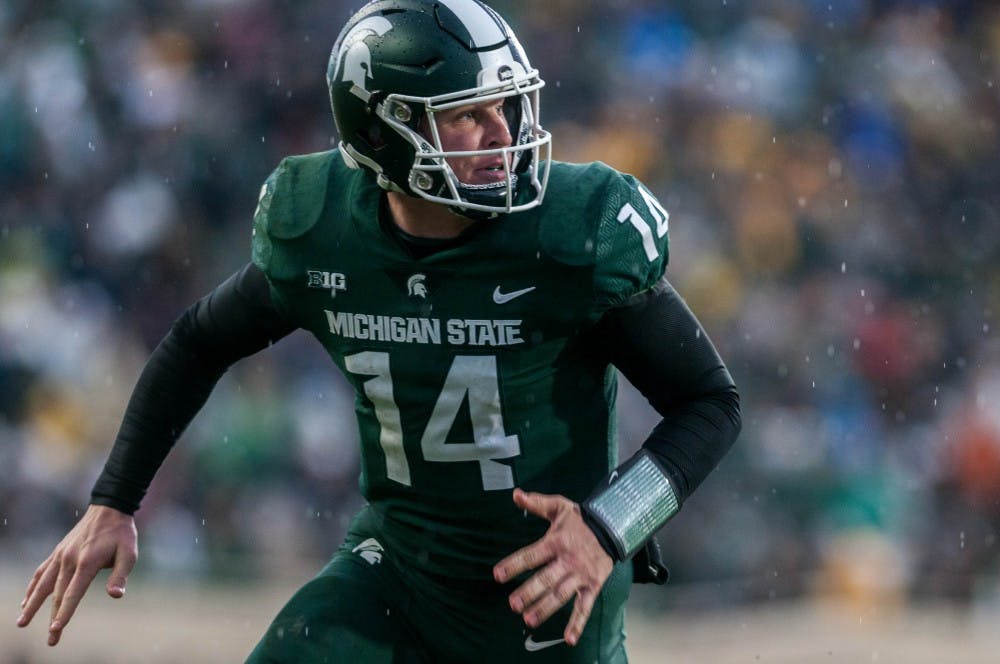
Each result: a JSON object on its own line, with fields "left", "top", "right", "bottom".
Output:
{"left": 18, "top": 1, "right": 741, "bottom": 662}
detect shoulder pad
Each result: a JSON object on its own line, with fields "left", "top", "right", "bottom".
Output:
{"left": 254, "top": 151, "right": 335, "bottom": 240}
{"left": 538, "top": 161, "right": 618, "bottom": 266}
{"left": 540, "top": 162, "right": 670, "bottom": 310}
{"left": 252, "top": 151, "right": 339, "bottom": 280}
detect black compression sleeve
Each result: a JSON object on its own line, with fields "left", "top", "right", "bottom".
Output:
{"left": 89, "top": 263, "right": 296, "bottom": 514}
{"left": 594, "top": 277, "right": 741, "bottom": 505}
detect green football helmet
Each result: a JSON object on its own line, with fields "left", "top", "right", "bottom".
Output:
{"left": 327, "top": 0, "right": 552, "bottom": 218}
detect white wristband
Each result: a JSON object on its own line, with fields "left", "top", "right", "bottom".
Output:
{"left": 584, "top": 450, "right": 679, "bottom": 560}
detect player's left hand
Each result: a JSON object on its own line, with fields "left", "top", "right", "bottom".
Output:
{"left": 493, "top": 488, "right": 613, "bottom": 647}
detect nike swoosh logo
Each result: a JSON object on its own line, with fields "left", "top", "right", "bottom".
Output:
{"left": 524, "top": 636, "right": 566, "bottom": 652}
{"left": 493, "top": 285, "right": 536, "bottom": 304}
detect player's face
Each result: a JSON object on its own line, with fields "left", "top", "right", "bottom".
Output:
{"left": 429, "top": 99, "right": 514, "bottom": 185}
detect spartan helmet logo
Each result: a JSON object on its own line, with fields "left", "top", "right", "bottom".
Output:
{"left": 333, "top": 16, "right": 393, "bottom": 93}
{"left": 407, "top": 274, "right": 428, "bottom": 298}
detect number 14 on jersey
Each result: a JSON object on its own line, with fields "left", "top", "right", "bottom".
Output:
{"left": 617, "top": 184, "right": 669, "bottom": 262}
{"left": 345, "top": 351, "right": 520, "bottom": 491}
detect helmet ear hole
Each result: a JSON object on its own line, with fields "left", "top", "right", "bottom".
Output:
{"left": 358, "top": 124, "right": 387, "bottom": 150}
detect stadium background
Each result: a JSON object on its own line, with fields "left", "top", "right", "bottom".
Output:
{"left": 2, "top": 0, "right": 999, "bottom": 661}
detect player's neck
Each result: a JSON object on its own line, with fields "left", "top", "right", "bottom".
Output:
{"left": 385, "top": 191, "right": 474, "bottom": 239}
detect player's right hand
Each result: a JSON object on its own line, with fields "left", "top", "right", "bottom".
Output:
{"left": 16, "top": 504, "right": 138, "bottom": 646}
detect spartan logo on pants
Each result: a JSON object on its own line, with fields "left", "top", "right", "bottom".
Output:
{"left": 352, "top": 538, "right": 384, "bottom": 565}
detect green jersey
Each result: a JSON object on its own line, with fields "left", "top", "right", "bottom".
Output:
{"left": 252, "top": 150, "right": 670, "bottom": 579}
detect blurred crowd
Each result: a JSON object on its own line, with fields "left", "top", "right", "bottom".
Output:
{"left": 2, "top": 0, "right": 999, "bottom": 616}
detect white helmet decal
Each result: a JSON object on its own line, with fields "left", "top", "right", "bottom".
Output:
{"left": 333, "top": 16, "right": 394, "bottom": 93}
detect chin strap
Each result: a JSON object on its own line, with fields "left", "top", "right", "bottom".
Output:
{"left": 448, "top": 205, "right": 502, "bottom": 221}
{"left": 445, "top": 175, "right": 520, "bottom": 221}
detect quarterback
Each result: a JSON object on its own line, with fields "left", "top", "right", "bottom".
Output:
{"left": 18, "top": 1, "right": 741, "bottom": 662}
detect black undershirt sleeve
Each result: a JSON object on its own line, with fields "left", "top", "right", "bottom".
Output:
{"left": 90, "top": 263, "right": 296, "bottom": 514}
{"left": 580, "top": 277, "right": 741, "bottom": 581}
{"left": 592, "top": 276, "right": 742, "bottom": 506}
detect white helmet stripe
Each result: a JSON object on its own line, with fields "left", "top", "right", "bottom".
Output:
{"left": 435, "top": 0, "right": 506, "bottom": 47}
{"left": 435, "top": 0, "right": 521, "bottom": 80}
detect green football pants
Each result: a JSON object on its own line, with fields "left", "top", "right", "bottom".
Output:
{"left": 245, "top": 506, "right": 632, "bottom": 663}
